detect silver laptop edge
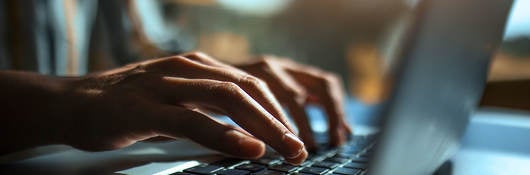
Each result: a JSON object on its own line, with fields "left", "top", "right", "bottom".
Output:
{"left": 370, "top": 0, "right": 513, "bottom": 174}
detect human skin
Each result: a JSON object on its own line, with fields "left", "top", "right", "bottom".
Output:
{"left": 0, "top": 52, "right": 351, "bottom": 165}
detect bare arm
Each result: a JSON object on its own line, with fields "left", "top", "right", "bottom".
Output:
{"left": 0, "top": 71, "right": 73, "bottom": 154}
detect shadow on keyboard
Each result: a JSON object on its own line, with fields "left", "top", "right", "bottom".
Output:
{"left": 172, "top": 134, "right": 376, "bottom": 175}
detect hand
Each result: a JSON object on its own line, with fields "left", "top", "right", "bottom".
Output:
{"left": 236, "top": 56, "right": 352, "bottom": 150}
{"left": 60, "top": 52, "right": 307, "bottom": 164}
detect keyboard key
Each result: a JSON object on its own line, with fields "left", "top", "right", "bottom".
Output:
{"left": 217, "top": 169, "right": 250, "bottom": 175}
{"left": 350, "top": 157, "right": 368, "bottom": 163}
{"left": 343, "top": 162, "right": 366, "bottom": 170}
{"left": 292, "top": 173, "right": 313, "bottom": 175}
{"left": 184, "top": 165, "right": 223, "bottom": 175}
{"left": 270, "top": 163, "right": 299, "bottom": 173}
{"left": 300, "top": 159, "right": 314, "bottom": 167}
{"left": 252, "top": 170, "right": 286, "bottom": 175}
{"left": 170, "top": 172, "right": 198, "bottom": 175}
{"left": 332, "top": 153, "right": 353, "bottom": 159}
{"left": 324, "top": 158, "right": 349, "bottom": 164}
{"left": 252, "top": 157, "right": 281, "bottom": 166}
{"left": 338, "top": 146, "right": 363, "bottom": 154}
{"left": 236, "top": 163, "right": 266, "bottom": 172}
{"left": 311, "top": 161, "right": 339, "bottom": 169}
{"left": 300, "top": 167, "right": 328, "bottom": 175}
{"left": 212, "top": 158, "right": 245, "bottom": 168}
{"left": 358, "top": 154, "right": 370, "bottom": 158}
{"left": 333, "top": 167, "right": 361, "bottom": 175}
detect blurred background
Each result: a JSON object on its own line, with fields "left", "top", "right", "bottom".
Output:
{"left": 0, "top": 0, "right": 528, "bottom": 106}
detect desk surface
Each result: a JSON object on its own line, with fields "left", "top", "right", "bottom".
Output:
{"left": 453, "top": 108, "right": 530, "bottom": 175}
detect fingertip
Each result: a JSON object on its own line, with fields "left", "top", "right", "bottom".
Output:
{"left": 345, "top": 123, "right": 353, "bottom": 135}
{"left": 226, "top": 130, "right": 266, "bottom": 159}
{"left": 282, "top": 133, "right": 306, "bottom": 158}
{"left": 330, "top": 129, "right": 344, "bottom": 147}
{"left": 284, "top": 148, "right": 308, "bottom": 165}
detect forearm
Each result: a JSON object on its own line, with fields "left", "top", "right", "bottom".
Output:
{"left": 0, "top": 71, "right": 72, "bottom": 154}
{"left": 480, "top": 79, "right": 530, "bottom": 111}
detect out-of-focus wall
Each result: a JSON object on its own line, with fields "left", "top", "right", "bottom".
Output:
{"left": 161, "top": 0, "right": 410, "bottom": 104}
{"left": 158, "top": 0, "right": 529, "bottom": 104}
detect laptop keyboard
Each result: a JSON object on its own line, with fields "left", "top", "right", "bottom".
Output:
{"left": 171, "top": 134, "right": 375, "bottom": 175}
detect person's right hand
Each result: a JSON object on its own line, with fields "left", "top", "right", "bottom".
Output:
{"left": 60, "top": 53, "right": 307, "bottom": 164}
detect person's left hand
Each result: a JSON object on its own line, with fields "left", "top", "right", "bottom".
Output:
{"left": 181, "top": 53, "right": 352, "bottom": 150}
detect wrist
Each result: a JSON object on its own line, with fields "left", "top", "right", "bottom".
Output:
{"left": 47, "top": 77, "right": 82, "bottom": 145}
{"left": 0, "top": 72, "right": 81, "bottom": 153}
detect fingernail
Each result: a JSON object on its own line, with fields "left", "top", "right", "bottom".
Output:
{"left": 282, "top": 133, "right": 305, "bottom": 158}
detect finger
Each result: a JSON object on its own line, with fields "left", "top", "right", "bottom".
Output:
{"left": 141, "top": 136, "right": 173, "bottom": 143}
{"left": 181, "top": 52, "right": 247, "bottom": 74}
{"left": 153, "top": 106, "right": 266, "bottom": 159}
{"left": 143, "top": 55, "right": 296, "bottom": 134}
{"left": 182, "top": 52, "right": 297, "bottom": 134}
{"left": 150, "top": 77, "right": 307, "bottom": 164}
{"left": 285, "top": 101, "right": 317, "bottom": 151}
{"left": 280, "top": 60, "right": 352, "bottom": 146}
{"left": 238, "top": 60, "right": 317, "bottom": 150}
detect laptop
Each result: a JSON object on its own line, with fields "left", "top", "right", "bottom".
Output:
{"left": 0, "top": 0, "right": 513, "bottom": 174}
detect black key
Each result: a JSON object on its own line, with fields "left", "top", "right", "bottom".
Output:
{"left": 292, "top": 173, "right": 314, "bottom": 175}
{"left": 217, "top": 169, "right": 250, "bottom": 175}
{"left": 170, "top": 172, "right": 198, "bottom": 175}
{"left": 236, "top": 163, "right": 266, "bottom": 172}
{"left": 343, "top": 162, "right": 366, "bottom": 170}
{"left": 324, "top": 158, "right": 349, "bottom": 164}
{"left": 300, "top": 167, "right": 328, "bottom": 175}
{"left": 306, "top": 153, "right": 327, "bottom": 162}
{"left": 252, "top": 158, "right": 281, "bottom": 166}
{"left": 251, "top": 170, "right": 286, "bottom": 175}
{"left": 212, "top": 159, "right": 245, "bottom": 168}
{"left": 300, "top": 159, "right": 314, "bottom": 167}
{"left": 333, "top": 167, "right": 361, "bottom": 175}
{"left": 350, "top": 157, "right": 368, "bottom": 163}
{"left": 184, "top": 165, "right": 223, "bottom": 175}
{"left": 312, "top": 161, "right": 339, "bottom": 169}
{"left": 332, "top": 153, "right": 353, "bottom": 159}
{"left": 358, "top": 154, "right": 370, "bottom": 158}
{"left": 269, "top": 163, "right": 299, "bottom": 173}
{"left": 343, "top": 144, "right": 363, "bottom": 150}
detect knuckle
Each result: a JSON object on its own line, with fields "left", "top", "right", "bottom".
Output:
{"left": 184, "top": 51, "right": 210, "bottom": 60}
{"left": 241, "top": 75, "right": 267, "bottom": 89}
{"left": 163, "top": 56, "right": 187, "bottom": 65}
{"left": 256, "top": 58, "right": 274, "bottom": 68}
{"left": 323, "top": 72, "right": 341, "bottom": 83}
{"left": 221, "top": 81, "right": 240, "bottom": 90}
{"left": 213, "top": 81, "right": 245, "bottom": 99}
{"left": 319, "top": 72, "right": 341, "bottom": 88}
{"left": 142, "top": 56, "right": 194, "bottom": 72}
{"left": 185, "top": 51, "right": 205, "bottom": 57}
